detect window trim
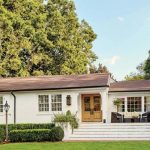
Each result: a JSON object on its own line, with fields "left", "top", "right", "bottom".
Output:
{"left": 127, "top": 97, "right": 142, "bottom": 112}
{"left": 38, "top": 95, "right": 49, "bottom": 112}
{"left": 0, "top": 96, "right": 3, "bottom": 113}
{"left": 117, "top": 98, "right": 125, "bottom": 112}
{"left": 51, "top": 94, "right": 62, "bottom": 112}
{"left": 144, "top": 96, "right": 150, "bottom": 112}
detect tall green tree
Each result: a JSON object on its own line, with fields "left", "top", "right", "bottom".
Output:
{"left": 90, "top": 63, "right": 109, "bottom": 74}
{"left": 125, "top": 63, "right": 145, "bottom": 81}
{"left": 144, "top": 50, "right": 150, "bottom": 80}
{"left": 0, "top": 0, "right": 97, "bottom": 77}
{"left": 124, "top": 51, "right": 150, "bottom": 81}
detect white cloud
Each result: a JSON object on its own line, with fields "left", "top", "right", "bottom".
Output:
{"left": 104, "top": 56, "right": 121, "bottom": 65}
{"left": 117, "top": 16, "right": 125, "bottom": 22}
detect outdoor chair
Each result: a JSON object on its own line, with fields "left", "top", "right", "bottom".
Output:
{"left": 142, "top": 111, "right": 150, "bottom": 122}
{"left": 111, "top": 112, "right": 123, "bottom": 123}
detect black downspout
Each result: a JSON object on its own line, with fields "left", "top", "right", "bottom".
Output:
{"left": 11, "top": 92, "right": 16, "bottom": 124}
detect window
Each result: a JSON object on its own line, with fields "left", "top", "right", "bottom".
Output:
{"left": 127, "top": 97, "right": 141, "bottom": 112}
{"left": 118, "top": 98, "right": 125, "bottom": 112}
{"left": 0, "top": 97, "right": 3, "bottom": 112}
{"left": 38, "top": 95, "right": 49, "bottom": 112}
{"left": 51, "top": 95, "right": 62, "bottom": 111}
{"left": 144, "top": 96, "right": 150, "bottom": 112}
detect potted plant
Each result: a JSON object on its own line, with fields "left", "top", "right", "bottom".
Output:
{"left": 113, "top": 98, "right": 122, "bottom": 112}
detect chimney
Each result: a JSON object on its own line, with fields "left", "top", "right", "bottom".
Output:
{"left": 87, "top": 64, "right": 90, "bottom": 74}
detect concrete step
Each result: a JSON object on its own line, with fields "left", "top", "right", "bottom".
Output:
{"left": 75, "top": 127, "right": 150, "bottom": 131}
{"left": 80, "top": 123, "right": 150, "bottom": 127}
{"left": 70, "top": 134, "right": 150, "bottom": 138}
{"left": 73, "top": 131, "right": 150, "bottom": 135}
{"left": 68, "top": 137, "right": 150, "bottom": 141}
{"left": 67, "top": 123, "right": 150, "bottom": 141}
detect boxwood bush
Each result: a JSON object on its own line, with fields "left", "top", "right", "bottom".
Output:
{"left": 0, "top": 126, "right": 5, "bottom": 142}
{"left": 0, "top": 123, "right": 55, "bottom": 143}
{"left": 9, "top": 127, "right": 64, "bottom": 142}
{"left": 51, "top": 126, "right": 64, "bottom": 142}
{"left": 9, "top": 129, "right": 51, "bottom": 142}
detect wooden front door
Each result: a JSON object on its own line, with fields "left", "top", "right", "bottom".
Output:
{"left": 82, "top": 94, "right": 102, "bottom": 122}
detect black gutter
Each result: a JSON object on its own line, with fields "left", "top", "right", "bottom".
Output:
{"left": 11, "top": 91, "right": 16, "bottom": 124}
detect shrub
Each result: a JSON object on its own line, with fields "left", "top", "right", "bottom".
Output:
{"left": 9, "top": 127, "right": 64, "bottom": 142}
{"left": 0, "top": 123, "right": 55, "bottom": 143}
{"left": 9, "top": 129, "right": 51, "bottom": 142}
{"left": 0, "top": 126, "right": 5, "bottom": 142}
{"left": 8, "top": 123, "right": 55, "bottom": 130}
{"left": 53, "top": 111, "right": 78, "bottom": 132}
{"left": 51, "top": 126, "right": 64, "bottom": 142}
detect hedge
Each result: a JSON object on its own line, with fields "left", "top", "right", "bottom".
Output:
{"left": 0, "top": 123, "right": 55, "bottom": 142}
{"left": 9, "top": 127, "right": 64, "bottom": 142}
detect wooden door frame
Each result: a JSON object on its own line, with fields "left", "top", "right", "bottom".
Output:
{"left": 81, "top": 94, "right": 102, "bottom": 122}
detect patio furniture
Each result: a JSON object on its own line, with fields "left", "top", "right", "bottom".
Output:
{"left": 141, "top": 111, "right": 150, "bottom": 122}
{"left": 111, "top": 112, "right": 123, "bottom": 123}
{"left": 122, "top": 112, "right": 141, "bottom": 123}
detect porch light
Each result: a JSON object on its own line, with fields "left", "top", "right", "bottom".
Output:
{"left": 3, "top": 101, "right": 10, "bottom": 142}
{"left": 66, "top": 95, "right": 71, "bottom": 106}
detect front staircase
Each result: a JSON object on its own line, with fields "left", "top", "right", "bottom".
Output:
{"left": 67, "top": 122, "right": 150, "bottom": 141}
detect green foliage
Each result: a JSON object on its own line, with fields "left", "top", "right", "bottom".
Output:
{"left": 53, "top": 111, "right": 78, "bottom": 130}
{"left": 0, "top": 123, "right": 55, "bottom": 142}
{"left": 125, "top": 73, "right": 144, "bottom": 81}
{"left": 8, "top": 123, "right": 55, "bottom": 130}
{"left": 90, "top": 63, "right": 109, "bottom": 74}
{"left": 125, "top": 63, "right": 145, "bottom": 81}
{"left": 9, "top": 129, "right": 51, "bottom": 142}
{"left": 50, "top": 126, "right": 64, "bottom": 142}
{"left": 0, "top": 126, "right": 5, "bottom": 142}
{"left": 0, "top": 0, "right": 97, "bottom": 77}
{"left": 144, "top": 51, "right": 150, "bottom": 80}
{"left": 9, "top": 127, "right": 64, "bottom": 142}
{"left": 113, "top": 98, "right": 122, "bottom": 112}
{"left": 124, "top": 51, "right": 150, "bottom": 81}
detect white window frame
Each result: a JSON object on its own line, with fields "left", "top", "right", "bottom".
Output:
{"left": 127, "top": 97, "right": 142, "bottom": 112}
{"left": 51, "top": 94, "right": 62, "bottom": 112}
{"left": 144, "top": 96, "right": 150, "bottom": 112}
{"left": 0, "top": 97, "right": 3, "bottom": 113}
{"left": 38, "top": 95, "right": 49, "bottom": 112}
{"left": 117, "top": 98, "right": 125, "bottom": 112}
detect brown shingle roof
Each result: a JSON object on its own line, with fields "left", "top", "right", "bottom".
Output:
{"left": 0, "top": 73, "right": 110, "bottom": 92}
{"left": 109, "top": 80, "right": 150, "bottom": 92}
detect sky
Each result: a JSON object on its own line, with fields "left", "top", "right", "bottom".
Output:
{"left": 74, "top": 0, "right": 150, "bottom": 80}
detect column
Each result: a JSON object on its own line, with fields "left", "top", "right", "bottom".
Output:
{"left": 125, "top": 97, "right": 127, "bottom": 113}
{"left": 142, "top": 96, "right": 145, "bottom": 113}
{"left": 100, "top": 91, "right": 108, "bottom": 123}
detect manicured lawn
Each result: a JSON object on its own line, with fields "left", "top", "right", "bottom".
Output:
{"left": 0, "top": 141, "right": 150, "bottom": 150}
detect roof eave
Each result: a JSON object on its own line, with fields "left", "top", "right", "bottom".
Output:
{"left": 0, "top": 85, "right": 110, "bottom": 93}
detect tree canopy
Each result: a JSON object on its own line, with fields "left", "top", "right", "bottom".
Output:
{"left": 0, "top": 0, "right": 97, "bottom": 77}
{"left": 125, "top": 51, "right": 150, "bottom": 81}
{"left": 144, "top": 50, "right": 150, "bottom": 79}
{"left": 90, "top": 63, "right": 109, "bottom": 74}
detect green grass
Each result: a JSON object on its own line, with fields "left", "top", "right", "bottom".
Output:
{"left": 0, "top": 142, "right": 150, "bottom": 150}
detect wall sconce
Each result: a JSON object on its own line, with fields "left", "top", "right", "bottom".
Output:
{"left": 66, "top": 95, "right": 71, "bottom": 106}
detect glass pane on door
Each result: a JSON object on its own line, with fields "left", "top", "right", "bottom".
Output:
{"left": 93, "top": 96, "right": 100, "bottom": 111}
{"left": 84, "top": 97, "right": 91, "bottom": 111}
